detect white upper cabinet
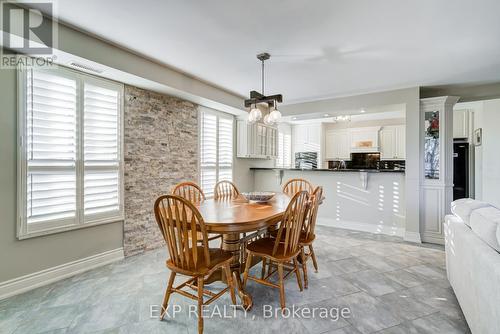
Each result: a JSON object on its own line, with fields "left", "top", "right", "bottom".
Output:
{"left": 379, "top": 125, "right": 405, "bottom": 160}
{"left": 453, "top": 109, "right": 469, "bottom": 139}
{"left": 293, "top": 124, "right": 321, "bottom": 152}
{"left": 236, "top": 120, "right": 278, "bottom": 159}
{"left": 325, "top": 129, "right": 350, "bottom": 160}
{"left": 350, "top": 126, "right": 381, "bottom": 152}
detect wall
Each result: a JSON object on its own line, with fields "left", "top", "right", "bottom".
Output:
{"left": 470, "top": 99, "right": 500, "bottom": 207}
{"left": 254, "top": 170, "right": 406, "bottom": 236}
{"left": 0, "top": 68, "right": 124, "bottom": 283}
{"left": 123, "top": 86, "right": 199, "bottom": 256}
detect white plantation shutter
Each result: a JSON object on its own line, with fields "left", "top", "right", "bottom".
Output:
{"left": 200, "top": 112, "right": 217, "bottom": 196}
{"left": 218, "top": 117, "right": 233, "bottom": 182}
{"left": 18, "top": 65, "right": 123, "bottom": 238}
{"left": 26, "top": 69, "right": 77, "bottom": 226}
{"left": 84, "top": 82, "right": 121, "bottom": 219}
{"left": 199, "top": 108, "right": 234, "bottom": 197}
{"left": 276, "top": 124, "right": 292, "bottom": 168}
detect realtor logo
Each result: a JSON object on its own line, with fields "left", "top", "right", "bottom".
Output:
{"left": 1, "top": 1, "right": 57, "bottom": 68}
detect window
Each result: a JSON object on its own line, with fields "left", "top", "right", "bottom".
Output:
{"left": 276, "top": 123, "right": 292, "bottom": 168}
{"left": 17, "top": 65, "right": 124, "bottom": 239}
{"left": 199, "top": 107, "right": 234, "bottom": 197}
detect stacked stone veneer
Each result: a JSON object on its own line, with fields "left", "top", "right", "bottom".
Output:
{"left": 124, "top": 85, "right": 198, "bottom": 256}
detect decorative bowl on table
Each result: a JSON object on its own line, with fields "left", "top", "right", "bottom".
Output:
{"left": 241, "top": 192, "right": 275, "bottom": 203}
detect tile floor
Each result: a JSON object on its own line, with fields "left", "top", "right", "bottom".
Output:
{"left": 0, "top": 226, "right": 470, "bottom": 334}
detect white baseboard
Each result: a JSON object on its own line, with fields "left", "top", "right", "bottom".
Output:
{"left": 404, "top": 231, "right": 423, "bottom": 244}
{"left": 317, "top": 218, "right": 406, "bottom": 237}
{"left": 0, "top": 248, "right": 124, "bottom": 301}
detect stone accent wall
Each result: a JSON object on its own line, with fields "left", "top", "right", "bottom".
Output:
{"left": 123, "top": 85, "right": 198, "bottom": 256}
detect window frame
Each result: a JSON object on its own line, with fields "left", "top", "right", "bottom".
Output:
{"left": 198, "top": 106, "right": 234, "bottom": 198}
{"left": 17, "top": 64, "right": 125, "bottom": 240}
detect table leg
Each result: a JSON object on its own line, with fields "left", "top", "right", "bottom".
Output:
{"left": 222, "top": 233, "right": 253, "bottom": 310}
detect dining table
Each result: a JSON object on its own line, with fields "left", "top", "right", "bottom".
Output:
{"left": 194, "top": 192, "right": 292, "bottom": 310}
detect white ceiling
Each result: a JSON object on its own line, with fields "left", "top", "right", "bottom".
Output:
{"left": 48, "top": 0, "right": 500, "bottom": 105}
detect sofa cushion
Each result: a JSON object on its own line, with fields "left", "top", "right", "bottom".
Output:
{"left": 497, "top": 224, "right": 500, "bottom": 250}
{"left": 470, "top": 206, "right": 500, "bottom": 252}
{"left": 451, "top": 198, "right": 490, "bottom": 226}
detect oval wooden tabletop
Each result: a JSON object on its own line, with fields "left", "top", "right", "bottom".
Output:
{"left": 195, "top": 193, "right": 291, "bottom": 233}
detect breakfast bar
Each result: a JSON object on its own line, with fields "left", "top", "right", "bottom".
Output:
{"left": 251, "top": 167, "right": 406, "bottom": 237}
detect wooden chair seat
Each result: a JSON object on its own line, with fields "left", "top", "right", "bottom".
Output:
{"left": 269, "top": 229, "right": 315, "bottom": 245}
{"left": 246, "top": 237, "right": 301, "bottom": 260}
{"left": 166, "top": 248, "right": 232, "bottom": 275}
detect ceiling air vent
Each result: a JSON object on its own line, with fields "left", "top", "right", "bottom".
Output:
{"left": 68, "top": 61, "right": 104, "bottom": 74}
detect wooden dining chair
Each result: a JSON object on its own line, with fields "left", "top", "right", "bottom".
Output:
{"left": 172, "top": 181, "right": 221, "bottom": 244}
{"left": 242, "top": 191, "right": 309, "bottom": 309}
{"left": 171, "top": 181, "right": 206, "bottom": 203}
{"left": 154, "top": 195, "right": 236, "bottom": 334}
{"left": 299, "top": 186, "right": 323, "bottom": 289}
{"left": 214, "top": 180, "right": 240, "bottom": 200}
{"left": 282, "top": 178, "right": 314, "bottom": 196}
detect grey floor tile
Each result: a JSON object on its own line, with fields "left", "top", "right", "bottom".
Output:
{"left": 297, "top": 299, "right": 351, "bottom": 334}
{"left": 68, "top": 293, "right": 140, "bottom": 333}
{"left": 327, "top": 258, "right": 372, "bottom": 275}
{"left": 325, "top": 326, "right": 362, "bottom": 334}
{"left": 405, "top": 283, "right": 466, "bottom": 320}
{"left": 404, "top": 264, "right": 447, "bottom": 281}
{"left": 357, "top": 255, "right": 401, "bottom": 273}
{"left": 13, "top": 304, "right": 81, "bottom": 334}
{"left": 382, "top": 269, "right": 428, "bottom": 288}
{"left": 409, "top": 312, "right": 470, "bottom": 334}
{"left": 378, "top": 312, "right": 471, "bottom": 334}
{"left": 384, "top": 254, "right": 423, "bottom": 268}
{"left": 342, "top": 270, "right": 406, "bottom": 297}
{"left": 377, "top": 290, "right": 438, "bottom": 321}
{"left": 338, "top": 292, "right": 402, "bottom": 334}
{"left": 0, "top": 308, "right": 26, "bottom": 334}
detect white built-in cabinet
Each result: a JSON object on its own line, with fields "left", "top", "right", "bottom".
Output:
{"left": 236, "top": 120, "right": 278, "bottom": 159}
{"left": 325, "top": 129, "right": 351, "bottom": 160}
{"left": 379, "top": 125, "right": 406, "bottom": 160}
{"left": 420, "top": 96, "right": 459, "bottom": 245}
{"left": 453, "top": 109, "right": 470, "bottom": 139}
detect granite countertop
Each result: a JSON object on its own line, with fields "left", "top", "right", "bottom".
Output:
{"left": 249, "top": 167, "right": 405, "bottom": 173}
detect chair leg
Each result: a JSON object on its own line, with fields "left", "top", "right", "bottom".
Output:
{"left": 160, "top": 272, "right": 176, "bottom": 320}
{"left": 309, "top": 244, "right": 319, "bottom": 273}
{"left": 242, "top": 252, "right": 253, "bottom": 289}
{"left": 197, "top": 276, "right": 204, "bottom": 334}
{"left": 277, "top": 263, "right": 286, "bottom": 309}
{"left": 293, "top": 258, "right": 303, "bottom": 292}
{"left": 224, "top": 263, "right": 237, "bottom": 305}
{"left": 301, "top": 247, "right": 309, "bottom": 289}
{"left": 261, "top": 257, "right": 267, "bottom": 279}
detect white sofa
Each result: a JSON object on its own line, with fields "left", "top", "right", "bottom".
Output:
{"left": 444, "top": 199, "right": 500, "bottom": 334}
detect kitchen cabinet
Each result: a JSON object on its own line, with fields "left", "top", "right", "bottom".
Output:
{"left": 325, "top": 129, "right": 350, "bottom": 160}
{"left": 453, "top": 109, "right": 469, "bottom": 139}
{"left": 350, "top": 126, "right": 381, "bottom": 152}
{"left": 380, "top": 125, "right": 405, "bottom": 160}
{"left": 237, "top": 120, "right": 278, "bottom": 159}
{"left": 293, "top": 124, "right": 321, "bottom": 153}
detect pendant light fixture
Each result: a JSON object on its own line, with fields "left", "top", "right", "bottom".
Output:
{"left": 245, "top": 53, "right": 283, "bottom": 124}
